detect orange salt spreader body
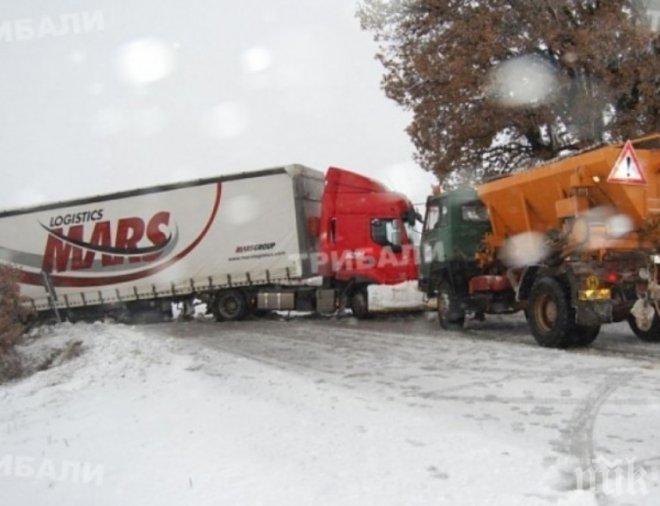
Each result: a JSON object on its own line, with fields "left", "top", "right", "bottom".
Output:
{"left": 477, "top": 133, "right": 660, "bottom": 252}
{"left": 419, "top": 133, "right": 660, "bottom": 348}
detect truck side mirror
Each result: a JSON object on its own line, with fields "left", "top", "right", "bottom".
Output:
{"left": 403, "top": 208, "right": 423, "bottom": 227}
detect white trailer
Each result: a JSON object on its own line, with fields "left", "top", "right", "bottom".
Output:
{"left": 0, "top": 165, "right": 324, "bottom": 318}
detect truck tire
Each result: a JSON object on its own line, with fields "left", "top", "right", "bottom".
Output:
{"left": 527, "top": 277, "right": 575, "bottom": 348}
{"left": 628, "top": 314, "right": 660, "bottom": 342}
{"left": 438, "top": 281, "right": 465, "bottom": 331}
{"left": 571, "top": 325, "right": 600, "bottom": 347}
{"left": 525, "top": 307, "right": 598, "bottom": 346}
{"left": 213, "top": 289, "right": 248, "bottom": 321}
{"left": 350, "top": 288, "right": 370, "bottom": 319}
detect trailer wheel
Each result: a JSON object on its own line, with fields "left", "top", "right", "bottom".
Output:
{"left": 213, "top": 290, "right": 248, "bottom": 321}
{"left": 350, "top": 288, "right": 370, "bottom": 319}
{"left": 571, "top": 325, "right": 600, "bottom": 347}
{"left": 628, "top": 314, "right": 660, "bottom": 342}
{"left": 437, "top": 281, "right": 465, "bottom": 331}
{"left": 527, "top": 277, "right": 574, "bottom": 348}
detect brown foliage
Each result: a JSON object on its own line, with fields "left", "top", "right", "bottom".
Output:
{"left": 359, "top": 0, "right": 659, "bottom": 185}
{"left": 0, "top": 266, "right": 30, "bottom": 354}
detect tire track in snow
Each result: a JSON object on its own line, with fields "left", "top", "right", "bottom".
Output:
{"left": 160, "top": 320, "right": 649, "bottom": 410}
{"left": 318, "top": 316, "right": 660, "bottom": 364}
{"left": 157, "top": 318, "right": 660, "bottom": 502}
{"left": 558, "top": 372, "right": 633, "bottom": 505}
{"left": 166, "top": 313, "right": 660, "bottom": 364}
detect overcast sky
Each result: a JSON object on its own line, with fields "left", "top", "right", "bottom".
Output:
{"left": 0, "top": 0, "right": 436, "bottom": 211}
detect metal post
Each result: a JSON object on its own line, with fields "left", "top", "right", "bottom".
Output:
{"left": 41, "top": 271, "right": 62, "bottom": 323}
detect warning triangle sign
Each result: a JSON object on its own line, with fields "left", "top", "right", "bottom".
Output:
{"left": 607, "top": 140, "right": 646, "bottom": 185}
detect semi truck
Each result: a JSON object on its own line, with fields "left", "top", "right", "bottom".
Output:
{"left": 0, "top": 165, "right": 419, "bottom": 322}
{"left": 419, "top": 133, "right": 660, "bottom": 348}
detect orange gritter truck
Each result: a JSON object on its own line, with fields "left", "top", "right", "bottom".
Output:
{"left": 418, "top": 133, "right": 660, "bottom": 347}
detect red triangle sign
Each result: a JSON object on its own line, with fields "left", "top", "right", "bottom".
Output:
{"left": 607, "top": 140, "right": 646, "bottom": 185}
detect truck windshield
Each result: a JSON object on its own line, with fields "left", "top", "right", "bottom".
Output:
{"left": 461, "top": 202, "right": 489, "bottom": 223}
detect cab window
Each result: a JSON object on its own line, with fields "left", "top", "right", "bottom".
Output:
{"left": 424, "top": 205, "right": 440, "bottom": 231}
{"left": 424, "top": 201, "right": 448, "bottom": 231}
{"left": 461, "top": 201, "right": 489, "bottom": 222}
{"left": 371, "top": 219, "right": 401, "bottom": 246}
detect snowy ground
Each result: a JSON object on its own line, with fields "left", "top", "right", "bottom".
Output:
{"left": 2, "top": 314, "right": 660, "bottom": 505}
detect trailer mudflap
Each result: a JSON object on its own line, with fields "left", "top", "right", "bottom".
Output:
{"left": 576, "top": 299, "right": 613, "bottom": 326}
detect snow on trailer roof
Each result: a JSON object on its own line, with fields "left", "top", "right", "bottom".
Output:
{"left": 0, "top": 164, "right": 321, "bottom": 219}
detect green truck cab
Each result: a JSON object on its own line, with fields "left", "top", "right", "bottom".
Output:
{"left": 419, "top": 188, "right": 491, "bottom": 290}
{"left": 419, "top": 188, "right": 507, "bottom": 329}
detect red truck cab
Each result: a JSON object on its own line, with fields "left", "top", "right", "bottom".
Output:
{"left": 317, "top": 167, "right": 418, "bottom": 315}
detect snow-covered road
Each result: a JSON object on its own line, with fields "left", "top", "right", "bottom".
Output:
{"left": 2, "top": 315, "right": 660, "bottom": 505}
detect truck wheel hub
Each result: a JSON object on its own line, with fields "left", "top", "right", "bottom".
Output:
{"left": 535, "top": 294, "right": 558, "bottom": 332}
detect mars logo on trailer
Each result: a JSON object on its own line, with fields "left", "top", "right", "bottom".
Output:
{"left": 40, "top": 210, "right": 175, "bottom": 273}
{"left": 2, "top": 181, "right": 221, "bottom": 288}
